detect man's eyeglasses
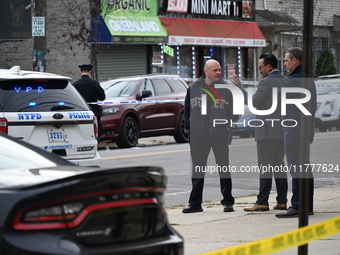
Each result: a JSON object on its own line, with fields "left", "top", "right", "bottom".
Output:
{"left": 258, "top": 65, "right": 266, "bottom": 70}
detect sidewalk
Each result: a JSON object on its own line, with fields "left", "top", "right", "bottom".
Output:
{"left": 166, "top": 184, "right": 340, "bottom": 255}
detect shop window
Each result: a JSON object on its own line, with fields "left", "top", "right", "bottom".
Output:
{"left": 179, "top": 46, "right": 194, "bottom": 78}
{"left": 164, "top": 48, "right": 178, "bottom": 75}
{"left": 151, "top": 45, "right": 163, "bottom": 74}
{"left": 224, "top": 48, "right": 238, "bottom": 79}
{"left": 241, "top": 48, "right": 255, "bottom": 79}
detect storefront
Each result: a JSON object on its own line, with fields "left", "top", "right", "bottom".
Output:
{"left": 156, "top": 0, "right": 266, "bottom": 80}
{"left": 93, "top": 0, "right": 265, "bottom": 81}
{"left": 94, "top": 0, "right": 168, "bottom": 81}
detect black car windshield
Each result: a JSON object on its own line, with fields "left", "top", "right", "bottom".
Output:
{"left": 104, "top": 81, "right": 138, "bottom": 98}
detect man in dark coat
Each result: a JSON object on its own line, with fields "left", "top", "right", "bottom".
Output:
{"left": 182, "top": 59, "right": 240, "bottom": 213}
{"left": 243, "top": 53, "right": 288, "bottom": 212}
{"left": 73, "top": 64, "right": 106, "bottom": 143}
{"left": 276, "top": 47, "right": 317, "bottom": 218}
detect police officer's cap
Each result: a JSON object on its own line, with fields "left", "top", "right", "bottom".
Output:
{"left": 78, "top": 64, "right": 93, "bottom": 71}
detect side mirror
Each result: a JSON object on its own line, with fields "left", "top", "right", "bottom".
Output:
{"left": 141, "top": 90, "right": 152, "bottom": 98}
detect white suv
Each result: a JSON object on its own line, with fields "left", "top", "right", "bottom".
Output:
{"left": 315, "top": 75, "right": 340, "bottom": 132}
{"left": 0, "top": 66, "right": 101, "bottom": 167}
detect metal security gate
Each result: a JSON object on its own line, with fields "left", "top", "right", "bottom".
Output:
{"left": 96, "top": 45, "right": 148, "bottom": 81}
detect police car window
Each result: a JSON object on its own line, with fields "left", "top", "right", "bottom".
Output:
{"left": 139, "top": 79, "right": 155, "bottom": 96}
{"left": 167, "top": 79, "right": 187, "bottom": 92}
{"left": 152, "top": 79, "right": 173, "bottom": 96}
{"left": 0, "top": 79, "right": 89, "bottom": 112}
{"left": 316, "top": 84, "right": 340, "bottom": 94}
{"left": 104, "top": 81, "right": 138, "bottom": 97}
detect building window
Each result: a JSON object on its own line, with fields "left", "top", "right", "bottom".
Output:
{"left": 224, "top": 48, "right": 238, "bottom": 79}
{"left": 179, "top": 46, "right": 194, "bottom": 78}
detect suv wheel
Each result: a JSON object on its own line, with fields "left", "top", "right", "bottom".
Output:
{"left": 318, "top": 125, "right": 329, "bottom": 132}
{"left": 335, "top": 119, "right": 340, "bottom": 131}
{"left": 173, "top": 113, "right": 189, "bottom": 143}
{"left": 117, "top": 117, "right": 139, "bottom": 148}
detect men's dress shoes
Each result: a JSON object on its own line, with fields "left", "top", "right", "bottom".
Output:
{"left": 276, "top": 207, "right": 314, "bottom": 218}
{"left": 273, "top": 203, "right": 287, "bottom": 210}
{"left": 244, "top": 204, "right": 269, "bottom": 211}
{"left": 223, "top": 204, "right": 234, "bottom": 212}
{"left": 182, "top": 205, "right": 203, "bottom": 213}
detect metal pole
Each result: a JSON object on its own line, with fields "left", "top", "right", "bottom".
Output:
{"left": 299, "top": 0, "right": 314, "bottom": 254}
{"left": 33, "top": 0, "right": 47, "bottom": 72}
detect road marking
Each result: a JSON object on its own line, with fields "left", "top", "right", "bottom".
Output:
{"left": 315, "top": 134, "right": 340, "bottom": 139}
{"left": 101, "top": 143, "right": 256, "bottom": 161}
{"left": 166, "top": 191, "right": 191, "bottom": 196}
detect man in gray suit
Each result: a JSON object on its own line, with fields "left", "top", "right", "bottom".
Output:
{"left": 241, "top": 53, "right": 288, "bottom": 211}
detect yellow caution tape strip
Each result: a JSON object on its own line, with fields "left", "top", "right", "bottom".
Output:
{"left": 200, "top": 216, "right": 340, "bottom": 255}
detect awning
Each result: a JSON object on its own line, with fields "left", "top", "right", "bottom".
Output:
{"left": 103, "top": 15, "right": 168, "bottom": 44}
{"left": 160, "top": 18, "right": 266, "bottom": 47}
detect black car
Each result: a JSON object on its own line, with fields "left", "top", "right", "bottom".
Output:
{"left": 0, "top": 132, "right": 183, "bottom": 255}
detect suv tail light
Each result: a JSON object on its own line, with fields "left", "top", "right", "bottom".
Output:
{"left": 0, "top": 118, "right": 8, "bottom": 134}
{"left": 93, "top": 116, "right": 98, "bottom": 139}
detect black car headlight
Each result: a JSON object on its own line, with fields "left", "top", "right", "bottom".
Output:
{"left": 102, "top": 107, "right": 120, "bottom": 115}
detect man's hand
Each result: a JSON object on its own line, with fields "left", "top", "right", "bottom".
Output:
{"left": 231, "top": 74, "right": 242, "bottom": 88}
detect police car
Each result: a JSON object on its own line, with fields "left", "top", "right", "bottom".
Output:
{"left": 315, "top": 74, "right": 340, "bottom": 132}
{"left": 0, "top": 66, "right": 101, "bottom": 167}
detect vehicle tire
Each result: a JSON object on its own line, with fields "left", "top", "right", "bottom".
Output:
{"left": 318, "top": 126, "right": 328, "bottom": 132}
{"left": 116, "top": 117, "right": 139, "bottom": 148}
{"left": 174, "top": 113, "right": 189, "bottom": 143}
{"left": 335, "top": 119, "right": 340, "bottom": 131}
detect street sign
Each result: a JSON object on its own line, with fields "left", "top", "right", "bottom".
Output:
{"left": 32, "top": 17, "right": 45, "bottom": 36}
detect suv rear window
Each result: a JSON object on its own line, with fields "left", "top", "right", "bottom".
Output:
{"left": 167, "top": 79, "right": 188, "bottom": 92}
{"left": 0, "top": 79, "right": 89, "bottom": 112}
{"left": 152, "top": 79, "right": 173, "bottom": 96}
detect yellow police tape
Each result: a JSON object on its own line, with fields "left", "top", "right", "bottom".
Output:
{"left": 199, "top": 216, "right": 340, "bottom": 255}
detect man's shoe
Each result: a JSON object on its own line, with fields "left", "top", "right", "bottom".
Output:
{"left": 276, "top": 207, "right": 314, "bottom": 218}
{"left": 276, "top": 207, "right": 298, "bottom": 218}
{"left": 223, "top": 204, "right": 234, "bottom": 212}
{"left": 273, "top": 203, "right": 287, "bottom": 210}
{"left": 244, "top": 203, "right": 269, "bottom": 211}
{"left": 182, "top": 205, "right": 203, "bottom": 213}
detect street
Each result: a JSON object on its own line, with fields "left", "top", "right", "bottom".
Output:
{"left": 99, "top": 131, "right": 340, "bottom": 208}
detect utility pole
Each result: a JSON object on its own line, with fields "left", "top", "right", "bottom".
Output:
{"left": 298, "top": 0, "right": 314, "bottom": 254}
{"left": 32, "top": 0, "right": 47, "bottom": 71}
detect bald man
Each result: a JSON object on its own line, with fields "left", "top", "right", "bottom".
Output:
{"left": 182, "top": 59, "right": 240, "bottom": 213}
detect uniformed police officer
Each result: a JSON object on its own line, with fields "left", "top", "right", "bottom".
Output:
{"left": 73, "top": 64, "right": 106, "bottom": 144}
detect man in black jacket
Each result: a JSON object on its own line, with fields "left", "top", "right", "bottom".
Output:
{"left": 73, "top": 64, "right": 106, "bottom": 143}
{"left": 276, "top": 47, "right": 317, "bottom": 218}
{"left": 243, "top": 53, "right": 288, "bottom": 212}
{"left": 182, "top": 59, "right": 240, "bottom": 213}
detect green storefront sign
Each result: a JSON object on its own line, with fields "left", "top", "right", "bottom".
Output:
{"left": 101, "top": 0, "right": 167, "bottom": 43}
